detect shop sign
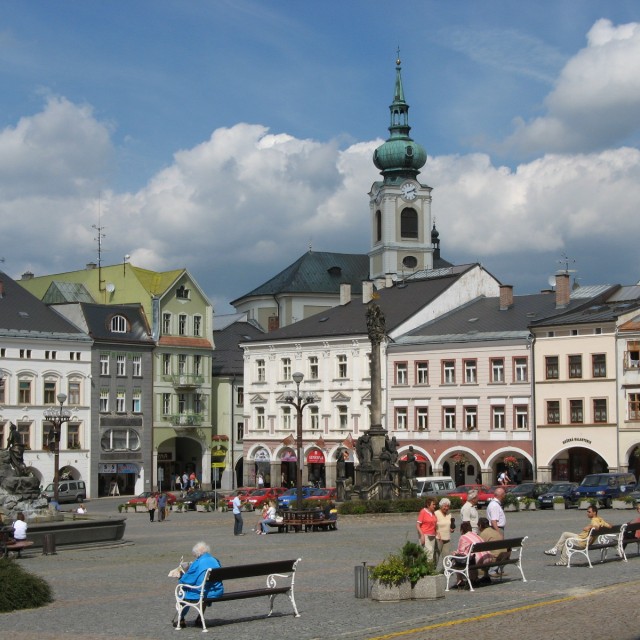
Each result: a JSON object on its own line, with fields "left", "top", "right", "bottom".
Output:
{"left": 118, "top": 463, "right": 138, "bottom": 474}
{"left": 282, "top": 452, "right": 297, "bottom": 462}
{"left": 99, "top": 463, "right": 117, "bottom": 474}
{"left": 157, "top": 452, "right": 173, "bottom": 461}
{"left": 307, "top": 448, "right": 325, "bottom": 464}
{"left": 562, "top": 437, "right": 592, "bottom": 445}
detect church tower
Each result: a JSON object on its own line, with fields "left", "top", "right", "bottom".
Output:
{"left": 368, "top": 55, "right": 433, "bottom": 280}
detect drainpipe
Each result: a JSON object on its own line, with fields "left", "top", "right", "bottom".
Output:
{"left": 230, "top": 374, "right": 236, "bottom": 489}
{"left": 615, "top": 327, "right": 621, "bottom": 472}
{"left": 528, "top": 333, "right": 537, "bottom": 481}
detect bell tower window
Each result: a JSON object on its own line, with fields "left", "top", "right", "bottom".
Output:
{"left": 400, "top": 208, "right": 418, "bottom": 239}
{"left": 375, "top": 210, "right": 382, "bottom": 243}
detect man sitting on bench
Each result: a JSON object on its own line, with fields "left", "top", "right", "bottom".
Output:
{"left": 544, "top": 505, "right": 610, "bottom": 566}
{"left": 174, "top": 541, "right": 224, "bottom": 628}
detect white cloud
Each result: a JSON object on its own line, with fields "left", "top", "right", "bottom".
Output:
{"left": 503, "top": 19, "right": 640, "bottom": 154}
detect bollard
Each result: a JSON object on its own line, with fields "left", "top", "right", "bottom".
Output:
{"left": 354, "top": 562, "right": 369, "bottom": 598}
{"left": 42, "top": 533, "right": 56, "bottom": 555}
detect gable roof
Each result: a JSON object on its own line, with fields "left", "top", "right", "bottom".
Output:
{"left": 78, "top": 303, "right": 154, "bottom": 345}
{"left": 212, "top": 316, "right": 265, "bottom": 375}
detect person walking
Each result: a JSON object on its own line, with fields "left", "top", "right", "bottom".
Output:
{"left": 460, "top": 489, "right": 479, "bottom": 533}
{"left": 434, "top": 497, "right": 455, "bottom": 572}
{"left": 157, "top": 492, "right": 167, "bottom": 522}
{"left": 232, "top": 494, "right": 244, "bottom": 536}
{"left": 416, "top": 497, "right": 437, "bottom": 561}
{"left": 182, "top": 472, "right": 189, "bottom": 496}
{"left": 146, "top": 493, "right": 157, "bottom": 523}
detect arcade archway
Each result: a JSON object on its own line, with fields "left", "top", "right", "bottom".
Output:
{"left": 550, "top": 446, "right": 608, "bottom": 482}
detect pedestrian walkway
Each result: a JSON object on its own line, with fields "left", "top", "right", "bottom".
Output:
{"left": 1, "top": 500, "right": 639, "bottom": 640}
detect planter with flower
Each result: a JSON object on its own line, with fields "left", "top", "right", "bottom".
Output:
{"left": 503, "top": 456, "right": 519, "bottom": 471}
{"left": 552, "top": 496, "right": 566, "bottom": 510}
{"left": 369, "top": 554, "right": 411, "bottom": 601}
{"left": 401, "top": 541, "right": 445, "bottom": 600}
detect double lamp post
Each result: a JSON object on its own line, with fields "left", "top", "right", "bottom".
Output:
{"left": 43, "top": 392, "right": 71, "bottom": 504}
{"left": 282, "top": 372, "right": 318, "bottom": 508}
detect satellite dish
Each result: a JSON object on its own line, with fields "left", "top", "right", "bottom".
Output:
{"left": 106, "top": 283, "right": 116, "bottom": 293}
{"left": 547, "top": 275, "right": 556, "bottom": 288}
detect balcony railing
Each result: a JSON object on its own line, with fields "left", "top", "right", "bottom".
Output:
{"left": 170, "top": 413, "right": 203, "bottom": 428}
{"left": 164, "top": 374, "right": 205, "bottom": 388}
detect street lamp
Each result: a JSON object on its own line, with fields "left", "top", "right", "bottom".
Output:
{"left": 282, "top": 372, "right": 318, "bottom": 508}
{"left": 43, "top": 392, "right": 71, "bottom": 504}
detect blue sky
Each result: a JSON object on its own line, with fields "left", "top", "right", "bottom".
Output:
{"left": 2, "top": 1, "right": 640, "bottom": 313}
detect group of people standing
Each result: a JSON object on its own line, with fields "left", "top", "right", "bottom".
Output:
{"left": 175, "top": 472, "right": 199, "bottom": 494}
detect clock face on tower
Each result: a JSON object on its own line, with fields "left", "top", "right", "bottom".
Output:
{"left": 401, "top": 182, "right": 417, "bottom": 201}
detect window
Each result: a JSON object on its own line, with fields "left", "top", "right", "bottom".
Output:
{"left": 178, "top": 354, "right": 186, "bottom": 375}
{"left": 100, "top": 353, "right": 109, "bottom": 376}
{"left": 310, "top": 406, "right": 319, "bottom": 430}
{"left": 132, "top": 389, "right": 141, "bottom": 413}
{"left": 416, "top": 407, "right": 428, "bottom": 430}
{"left": 568, "top": 355, "right": 582, "bottom": 379}
{"left": 546, "top": 401, "right": 560, "bottom": 424}
{"left": 110, "top": 315, "right": 127, "bottom": 333}
{"left": 308, "top": 356, "right": 319, "bottom": 380}
{"left": 116, "top": 390, "right": 126, "bottom": 413}
{"left": 395, "top": 407, "right": 408, "bottom": 430}
{"left": 162, "top": 354, "right": 171, "bottom": 376}
{"left": 178, "top": 314, "right": 187, "bottom": 336}
{"left": 178, "top": 393, "right": 186, "bottom": 413}
{"left": 256, "top": 407, "right": 265, "bottom": 430}
{"left": 257, "top": 359, "right": 266, "bottom": 382}
{"left": 395, "top": 362, "right": 408, "bottom": 385}
{"left": 416, "top": 362, "right": 429, "bottom": 385}
{"left": 236, "top": 386, "right": 244, "bottom": 406}
{"left": 337, "top": 354, "right": 347, "bottom": 379}
{"left": 514, "top": 405, "right": 529, "bottom": 429}
{"left": 629, "top": 393, "right": 640, "bottom": 420}
{"left": 514, "top": 357, "right": 528, "bottom": 382}
{"left": 545, "top": 356, "right": 559, "bottom": 380}
{"left": 338, "top": 405, "right": 348, "bottom": 429}
{"left": 70, "top": 352, "right": 80, "bottom": 361}
{"left": 162, "top": 393, "right": 171, "bottom": 415}
{"left": 400, "top": 207, "right": 418, "bottom": 238}
{"left": 592, "top": 354, "right": 606, "bottom": 378}
{"left": 443, "top": 407, "right": 456, "bottom": 430}
{"left": 492, "top": 406, "right": 505, "bottom": 430}
{"left": 193, "top": 315, "right": 202, "bottom": 337}
{"left": 626, "top": 343, "right": 640, "bottom": 369}
{"left": 194, "top": 393, "right": 204, "bottom": 414}
{"left": 0, "top": 377, "right": 6, "bottom": 404}
{"left": 99, "top": 389, "right": 109, "bottom": 412}
{"left": 282, "top": 358, "right": 291, "bottom": 381}
{"left": 194, "top": 355, "right": 202, "bottom": 377}
{"left": 465, "top": 406, "right": 477, "bottom": 430}
{"left": 18, "top": 379, "right": 32, "bottom": 404}
{"left": 19, "top": 349, "right": 31, "bottom": 359}
{"left": 375, "top": 210, "right": 382, "bottom": 243}
{"left": 67, "top": 423, "right": 80, "bottom": 449}
{"left": 45, "top": 350, "right": 57, "bottom": 360}
{"left": 132, "top": 355, "right": 142, "bottom": 377}
{"left": 68, "top": 382, "right": 80, "bottom": 405}
{"left": 491, "top": 359, "right": 504, "bottom": 383}
{"left": 101, "top": 429, "right": 141, "bottom": 452}
{"left": 162, "top": 313, "right": 171, "bottom": 334}
{"left": 176, "top": 285, "right": 190, "bottom": 299}
{"left": 282, "top": 406, "right": 292, "bottom": 431}
{"left": 44, "top": 381, "right": 56, "bottom": 404}
{"left": 236, "top": 421, "right": 244, "bottom": 442}
{"left": 442, "top": 360, "right": 455, "bottom": 384}
{"left": 0, "top": 348, "right": 4, "bottom": 357}
{"left": 593, "top": 399, "right": 607, "bottom": 423}
{"left": 17, "top": 422, "right": 30, "bottom": 447}
{"left": 464, "top": 360, "right": 477, "bottom": 384}
{"left": 116, "top": 355, "right": 126, "bottom": 376}
{"left": 42, "top": 422, "right": 53, "bottom": 450}
{"left": 570, "top": 399, "right": 584, "bottom": 424}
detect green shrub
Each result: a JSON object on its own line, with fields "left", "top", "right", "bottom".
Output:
{"left": 336, "top": 497, "right": 462, "bottom": 515}
{"left": 0, "top": 559, "right": 53, "bottom": 612}
{"left": 400, "top": 541, "right": 438, "bottom": 583}
{"left": 369, "top": 554, "right": 409, "bottom": 586}
{"left": 337, "top": 502, "right": 368, "bottom": 515}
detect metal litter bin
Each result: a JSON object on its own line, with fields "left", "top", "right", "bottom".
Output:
{"left": 354, "top": 563, "right": 369, "bottom": 598}
{"left": 42, "top": 533, "right": 56, "bottom": 555}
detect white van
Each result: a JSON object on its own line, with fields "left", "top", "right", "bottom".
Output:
{"left": 42, "top": 480, "right": 87, "bottom": 504}
{"left": 416, "top": 476, "right": 456, "bottom": 497}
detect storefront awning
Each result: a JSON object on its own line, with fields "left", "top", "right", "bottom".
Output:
{"left": 307, "top": 448, "right": 325, "bottom": 464}
{"left": 399, "top": 453, "right": 427, "bottom": 462}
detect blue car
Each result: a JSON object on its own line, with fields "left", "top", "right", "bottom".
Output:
{"left": 537, "top": 482, "right": 579, "bottom": 509}
{"left": 277, "top": 487, "right": 315, "bottom": 509}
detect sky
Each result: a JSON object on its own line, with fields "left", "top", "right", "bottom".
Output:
{"left": 2, "top": 0, "right": 640, "bottom": 315}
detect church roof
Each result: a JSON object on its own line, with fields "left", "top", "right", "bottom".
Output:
{"left": 231, "top": 251, "right": 370, "bottom": 303}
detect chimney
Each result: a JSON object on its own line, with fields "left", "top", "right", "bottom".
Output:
{"left": 374, "top": 277, "right": 386, "bottom": 291}
{"left": 86, "top": 262, "right": 97, "bottom": 270}
{"left": 385, "top": 273, "right": 394, "bottom": 288}
{"left": 340, "top": 283, "right": 351, "bottom": 305}
{"left": 555, "top": 273, "right": 570, "bottom": 308}
{"left": 499, "top": 285, "right": 513, "bottom": 310}
{"left": 21, "top": 271, "right": 34, "bottom": 280}
{"left": 362, "top": 281, "right": 374, "bottom": 304}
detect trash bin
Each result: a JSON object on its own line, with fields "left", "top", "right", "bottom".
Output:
{"left": 354, "top": 563, "right": 369, "bottom": 598}
{"left": 42, "top": 533, "right": 56, "bottom": 555}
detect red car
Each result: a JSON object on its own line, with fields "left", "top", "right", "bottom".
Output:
{"left": 446, "top": 484, "right": 490, "bottom": 504}
{"left": 125, "top": 491, "right": 177, "bottom": 506}
{"left": 225, "top": 487, "right": 256, "bottom": 509}
{"left": 483, "top": 485, "right": 517, "bottom": 506}
{"left": 245, "top": 487, "right": 287, "bottom": 509}
{"left": 306, "top": 488, "right": 337, "bottom": 502}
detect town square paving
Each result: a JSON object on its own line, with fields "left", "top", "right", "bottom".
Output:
{"left": 2, "top": 498, "right": 639, "bottom": 640}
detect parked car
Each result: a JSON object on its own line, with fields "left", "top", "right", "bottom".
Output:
{"left": 445, "top": 484, "right": 490, "bottom": 504}
{"left": 225, "top": 487, "right": 257, "bottom": 510}
{"left": 277, "top": 487, "right": 316, "bottom": 509}
{"left": 537, "top": 482, "right": 580, "bottom": 509}
{"left": 305, "top": 488, "right": 337, "bottom": 502}
{"left": 574, "top": 472, "right": 637, "bottom": 508}
{"left": 415, "top": 476, "right": 456, "bottom": 498}
{"left": 181, "top": 490, "right": 225, "bottom": 510}
{"left": 245, "top": 487, "right": 287, "bottom": 509}
{"left": 41, "top": 480, "right": 87, "bottom": 504}
{"left": 125, "top": 491, "right": 177, "bottom": 506}
{"left": 484, "top": 485, "right": 517, "bottom": 505}
{"left": 506, "top": 482, "right": 553, "bottom": 502}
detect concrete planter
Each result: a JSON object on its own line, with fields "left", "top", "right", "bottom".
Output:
{"left": 504, "top": 504, "right": 518, "bottom": 512}
{"left": 135, "top": 505, "right": 148, "bottom": 512}
{"left": 371, "top": 580, "right": 411, "bottom": 601}
{"left": 612, "top": 500, "right": 633, "bottom": 509}
{"left": 196, "top": 504, "right": 207, "bottom": 512}
{"left": 411, "top": 574, "right": 446, "bottom": 600}
{"left": 578, "top": 500, "right": 592, "bottom": 510}
{"left": 553, "top": 502, "right": 565, "bottom": 510}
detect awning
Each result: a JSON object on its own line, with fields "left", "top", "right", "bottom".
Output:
{"left": 307, "top": 448, "right": 325, "bottom": 464}
{"left": 281, "top": 453, "right": 297, "bottom": 462}
{"left": 399, "top": 453, "right": 427, "bottom": 462}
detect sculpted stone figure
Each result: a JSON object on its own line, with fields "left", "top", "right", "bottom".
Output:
{"left": 379, "top": 447, "right": 391, "bottom": 481}
{"left": 6, "top": 423, "right": 27, "bottom": 476}
{"left": 403, "top": 445, "right": 417, "bottom": 490}
{"left": 386, "top": 435, "right": 399, "bottom": 467}
{"left": 366, "top": 303, "right": 386, "bottom": 346}
{"left": 356, "top": 433, "right": 373, "bottom": 466}
{"left": 335, "top": 447, "right": 347, "bottom": 479}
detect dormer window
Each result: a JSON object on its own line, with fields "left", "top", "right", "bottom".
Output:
{"left": 176, "top": 285, "right": 190, "bottom": 299}
{"left": 110, "top": 315, "right": 128, "bottom": 333}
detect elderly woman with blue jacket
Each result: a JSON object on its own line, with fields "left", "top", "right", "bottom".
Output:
{"left": 175, "top": 541, "right": 224, "bottom": 628}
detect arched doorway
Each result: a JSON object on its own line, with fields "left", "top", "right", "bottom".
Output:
{"left": 280, "top": 449, "right": 297, "bottom": 488}
{"left": 551, "top": 446, "right": 608, "bottom": 482}
{"left": 307, "top": 448, "right": 325, "bottom": 487}
{"left": 252, "top": 448, "right": 271, "bottom": 488}
{"left": 626, "top": 444, "right": 640, "bottom": 480}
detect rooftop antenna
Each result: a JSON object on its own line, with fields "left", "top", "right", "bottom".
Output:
{"left": 558, "top": 252, "right": 577, "bottom": 275}
{"left": 92, "top": 195, "right": 107, "bottom": 293}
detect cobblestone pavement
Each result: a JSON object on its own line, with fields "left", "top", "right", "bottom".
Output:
{"left": 2, "top": 499, "right": 639, "bottom": 640}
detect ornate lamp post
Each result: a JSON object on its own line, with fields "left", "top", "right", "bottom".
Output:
{"left": 43, "top": 393, "right": 71, "bottom": 504}
{"left": 282, "top": 372, "right": 318, "bottom": 508}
